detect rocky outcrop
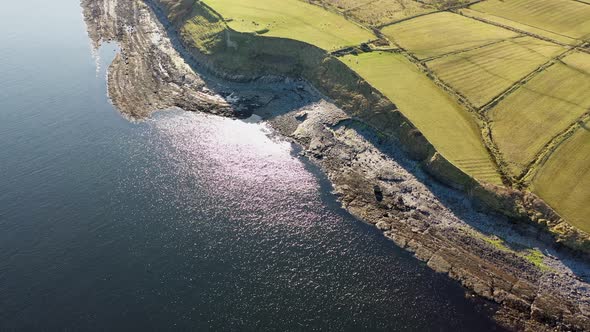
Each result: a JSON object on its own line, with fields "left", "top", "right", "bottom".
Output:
{"left": 272, "top": 103, "right": 590, "bottom": 331}
{"left": 81, "top": 0, "right": 233, "bottom": 117}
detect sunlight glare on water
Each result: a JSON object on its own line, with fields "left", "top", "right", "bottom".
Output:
{"left": 139, "top": 110, "right": 321, "bottom": 230}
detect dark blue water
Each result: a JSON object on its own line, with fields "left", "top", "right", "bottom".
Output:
{"left": 0, "top": 0, "right": 506, "bottom": 330}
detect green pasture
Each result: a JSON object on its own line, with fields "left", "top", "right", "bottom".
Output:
{"left": 341, "top": 52, "right": 501, "bottom": 183}
{"left": 381, "top": 12, "right": 517, "bottom": 59}
{"left": 468, "top": 0, "right": 590, "bottom": 44}
{"left": 427, "top": 36, "right": 565, "bottom": 107}
{"left": 489, "top": 54, "right": 590, "bottom": 176}
{"left": 201, "top": 0, "right": 374, "bottom": 51}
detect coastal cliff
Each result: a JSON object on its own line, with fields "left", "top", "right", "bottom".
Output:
{"left": 150, "top": 0, "right": 590, "bottom": 255}
{"left": 82, "top": 0, "right": 590, "bottom": 330}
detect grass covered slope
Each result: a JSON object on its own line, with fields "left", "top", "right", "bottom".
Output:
{"left": 426, "top": 36, "right": 566, "bottom": 107}
{"left": 489, "top": 52, "right": 590, "bottom": 176}
{"left": 468, "top": 0, "right": 590, "bottom": 44}
{"left": 201, "top": 0, "right": 374, "bottom": 51}
{"left": 341, "top": 52, "right": 501, "bottom": 183}
{"left": 532, "top": 121, "right": 590, "bottom": 233}
{"left": 381, "top": 12, "right": 517, "bottom": 59}
{"left": 180, "top": 3, "right": 226, "bottom": 54}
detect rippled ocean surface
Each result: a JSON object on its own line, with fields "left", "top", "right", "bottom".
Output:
{"left": 0, "top": 0, "right": 505, "bottom": 330}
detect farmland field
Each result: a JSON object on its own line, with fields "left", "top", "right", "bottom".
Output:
{"left": 489, "top": 52, "right": 590, "bottom": 175}
{"left": 427, "top": 36, "right": 566, "bottom": 107}
{"left": 420, "top": 0, "right": 474, "bottom": 7}
{"left": 467, "top": 0, "right": 590, "bottom": 43}
{"left": 459, "top": 9, "right": 578, "bottom": 45}
{"left": 346, "top": 0, "right": 434, "bottom": 26}
{"left": 563, "top": 51, "right": 590, "bottom": 74}
{"left": 381, "top": 12, "right": 518, "bottom": 59}
{"left": 201, "top": 0, "right": 374, "bottom": 50}
{"left": 341, "top": 52, "right": 501, "bottom": 183}
{"left": 532, "top": 121, "right": 590, "bottom": 233}
{"left": 308, "top": 0, "right": 435, "bottom": 26}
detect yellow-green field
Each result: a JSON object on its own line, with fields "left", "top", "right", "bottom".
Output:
{"left": 346, "top": 0, "right": 434, "bottom": 26}
{"left": 427, "top": 36, "right": 565, "bottom": 107}
{"left": 468, "top": 0, "right": 590, "bottom": 44}
{"left": 489, "top": 53, "right": 590, "bottom": 175}
{"left": 341, "top": 52, "right": 501, "bottom": 183}
{"left": 459, "top": 8, "right": 578, "bottom": 46}
{"left": 307, "top": 0, "right": 477, "bottom": 26}
{"left": 420, "top": 0, "right": 474, "bottom": 7}
{"left": 381, "top": 12, "right": 518, "bottom": 59}
{"left": 308, "top": 0, "right": 434, "bottom": 26}
{"left": 532, "top": 121, "right": 590, "bottom": 233}
{"left": 201, "top": 0, "right": 374, "bottom": 50}
{"left": 563, "top": 51, "right": 590, "bottom": 74}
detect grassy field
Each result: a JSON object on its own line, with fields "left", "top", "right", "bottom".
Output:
{"left": 532, "top": 121, "right": 590, "bottom": 233}
{"left": 201, "top": 0, "right": 374, "bottom": 51}
{"left": 381, "top": 12, "right": 518, "bottom": 59}
{"left": 307, "top": 0, "right": 434, "bottom": 26}
{"left": 489, "top": 52, "right": 590, "bottom": 176}
{"left": 427, "top": 36, "right": 566, "bottom": 107}
{"left": 341, "top": 52, "right": 501, "bottom": 183}
{"left": 563, "top": 51, "right": 590, "bottom": 74}
{"left": 467, "top": 0, "right": 590, "bottom": 44}
{"left": 305, "top": 0, "right": 477, "bottom": 26}
{"left": 420, "top": 0, "right": 474, "bottom": 7}
{"left": 459, "top": 9, "right": 578, "bottom": 46}
{"left": 346, "top": 0, "right": 434, "bottom": 26}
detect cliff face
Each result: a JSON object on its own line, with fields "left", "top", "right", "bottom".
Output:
{"left": 149, "top": 0, "right": 590, "bottom": 254}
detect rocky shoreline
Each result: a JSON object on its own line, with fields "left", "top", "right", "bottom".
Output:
{"left": 81, "top": 0, "right": 590, "bottom": 330}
